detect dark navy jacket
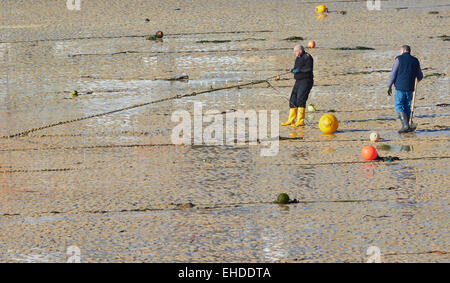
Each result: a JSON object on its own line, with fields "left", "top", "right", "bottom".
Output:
{"left": 294, "top": 52, "right": 314, "bottom": 80}
{"left": 388, "top": 52, "right": 423, "bottom": 91}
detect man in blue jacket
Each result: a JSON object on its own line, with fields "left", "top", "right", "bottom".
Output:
{"left": 387, "top": 45, "right": 423, "bottom": 133}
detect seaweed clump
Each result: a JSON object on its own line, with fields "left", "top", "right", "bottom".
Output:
{"left": 196, "top": 40, "right": 231, "bottom": 44}
{"left": 284, "top": 36, "right": 304, "bottom": 41}
{"left": 333, "top": 46, "right": 375, "bottom": 50}
{"left": 438, "top": 35, "right": 450, "bottom": 41}
{"left": 424, "top": 72, "right": 445, "bottom": 79}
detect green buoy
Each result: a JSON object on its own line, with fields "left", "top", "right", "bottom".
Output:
{"left": 277, "top": 193, "right": 290, "bottom": 204}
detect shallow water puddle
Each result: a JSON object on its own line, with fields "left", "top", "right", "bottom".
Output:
{"left": 22, "top": 215, "right": 74, "bottom": 225}
{"left": 8, "top": 249, "right": 63, "bottom": 263}
{"left": 377, "top": 144, "right": 414, "bottom": 153}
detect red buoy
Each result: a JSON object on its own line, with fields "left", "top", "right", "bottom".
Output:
{"left": 362, "top": 146, "right": 378, "bottom": 160}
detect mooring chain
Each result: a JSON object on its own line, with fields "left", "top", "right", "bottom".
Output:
{"left": 1, "top": 156, "right": 448, "bottom": 175}
{"left": 0, "top": 167, "right": 81, "bottom": 174}
{"left": 1, "top": 77, "right": 280, "bottom": 139}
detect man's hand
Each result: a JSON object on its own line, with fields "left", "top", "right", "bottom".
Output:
{"left": 387, "top": 88, "right": 392, "bottom": 96}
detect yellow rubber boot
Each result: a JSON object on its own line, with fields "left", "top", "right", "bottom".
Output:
{"left": 281, "top": 108, "right": 297, "bottom": 126}
{"left": 294, "top": 107, "right": 306, "bottom": 127}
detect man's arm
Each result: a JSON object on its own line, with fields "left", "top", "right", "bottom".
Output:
{"left": 387, "top": 58, "right": 399, "bottom": 89}
{"left": 417, "top": 60, "right": 423, "bottom": 82}
{"left": 291, "top": 57, "right": 300, "bottom": 74}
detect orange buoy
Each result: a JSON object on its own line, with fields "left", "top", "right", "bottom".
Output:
{"left": 156, "top": 31, "right": 164, "bottom": 38}
{"left": 308, "top": 40, "right": 316, "bottom": 49}
{"left": 362, "top": 146, "right": 378, "bottom": 160}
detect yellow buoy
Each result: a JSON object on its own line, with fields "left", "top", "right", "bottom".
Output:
{"left": 315, "top": 5, "right": 328, "bottom": 14}
{"left": 319, "top": 114, "right": 338, "bottom": 134}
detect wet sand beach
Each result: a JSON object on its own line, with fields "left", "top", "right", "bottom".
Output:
{"left": 0, "top": 0, "right": 449, "bottom": 262}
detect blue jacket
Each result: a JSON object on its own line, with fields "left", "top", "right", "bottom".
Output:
{"left": 388, "top": 52, "right": 423, "bottom": 91}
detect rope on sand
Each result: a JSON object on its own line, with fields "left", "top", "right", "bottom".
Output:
{"left": 0, "top": 197, "right": 432, "bottom": 217}
{"left": 1, "top": 136, "right": 448, "bottom": 152}
{"left": 1, "top": 156, "right": 448, "bottom": 174}
{"left": 0, "top": 143, "right": 179, "bottom": 152}
{"left": 1, "top": 76, "right": 281, "bottom": 139}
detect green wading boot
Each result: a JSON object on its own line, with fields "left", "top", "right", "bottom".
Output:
{"left": 406, "top": 112, "right": 416, "bottom": 132}
{"left": 398, "top": 111, "right": 410, "bottom": 133}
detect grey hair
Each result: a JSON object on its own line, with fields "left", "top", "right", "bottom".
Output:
{"left": 401, "top": 45, "right": 411, "bottom": 52}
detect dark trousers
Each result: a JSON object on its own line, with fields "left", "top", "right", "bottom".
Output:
{"left": 289, "top": 78, "right": 313, "bottom": 108}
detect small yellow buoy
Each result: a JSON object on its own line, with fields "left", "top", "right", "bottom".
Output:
{"left": 319, "top": 113, "right": 338, "bottom": 134}
{"left": 315, "top": 5, "right": 328, "bottom": 14}
{"left": 274, "top": 75, "right": 280, "bottom": 81}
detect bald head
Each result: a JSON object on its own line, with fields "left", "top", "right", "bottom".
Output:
{"left": 294, "top": 44, "right": 305, "bottom": 57}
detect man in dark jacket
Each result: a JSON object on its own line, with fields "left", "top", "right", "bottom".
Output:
{"left": 281, "top": 45, "right": 314, "bottom": 127}
{"left": 388, "top": 45, "right": 423, "bottom": 133}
